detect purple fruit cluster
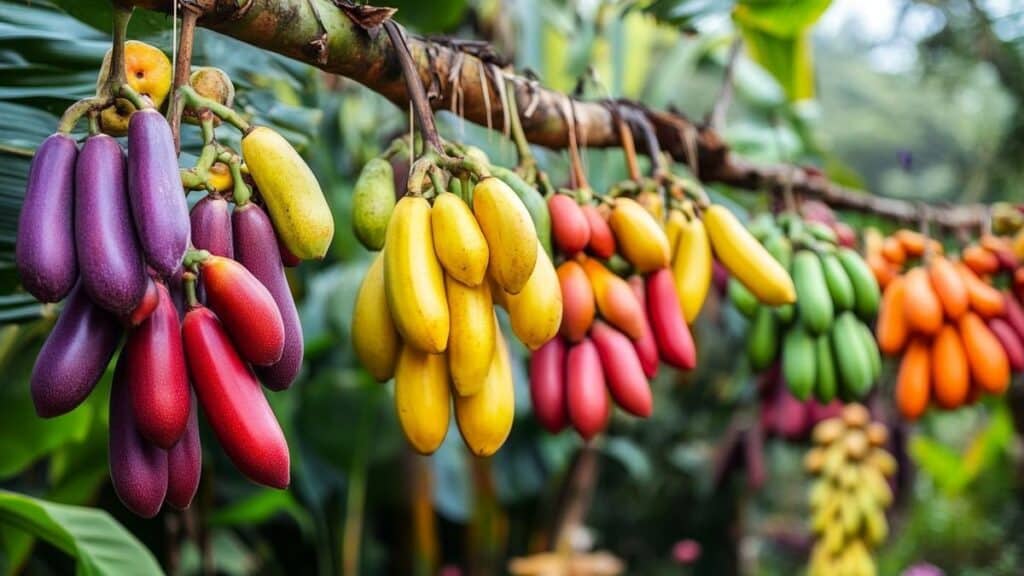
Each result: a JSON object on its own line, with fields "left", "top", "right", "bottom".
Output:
{"left": 16, "top": 110, "right": 198, "bottom": 517}
{"left": 17, "top": 109, "right": 308, "bottom": 517}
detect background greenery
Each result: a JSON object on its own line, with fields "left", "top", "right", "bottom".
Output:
{"left": 0, "top": 0, "right": 1022, "bottom": 574}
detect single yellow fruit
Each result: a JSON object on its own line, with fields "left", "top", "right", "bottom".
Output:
{"left": 432, "top": 192, "right": 489, "bottom": 286}
{"left": 383, "top": 196, "right": 449, "bottom": 353}
{"left": 97, "top": 40, "right": 173, "bottom": 135}
{"left": 473, "top": 177, "right": 537, "bottom": 294}
{"left": 352, "top": 252, "right": 401, "bottom": 381}
{"left": 635, "top": 190, "right": 665, "bottom": 222}
{"left": 506, "top": 243, "right": 562, "bottom": 350}
{"left": 206, "top": 162, "right": 233, "bottom": 194}
{"left": 242, "top": 126, "right": 334, "bottom": 259}
{"left": 703, "top": 204, "right": 796, "bottom": 305}
{"left": 446, "top": 275, "right": 495, "bottom": 396}
{"left": 665, "top": 208, "right": 687, "bottom": 255}
{"left": 672, "top": 216, "right": 712, "bottom": 323}
{"left": 454, "top": 317, "right": 514, "bottom": 457}
{"left": 394, "top": 346, "right": 450, "bottom": 454}
{"left": 608, "top": 197, "right": 671, "bottom": 273}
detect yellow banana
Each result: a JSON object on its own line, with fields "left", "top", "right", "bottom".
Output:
{"left": 506, "top": 242, "right": 563, "bottom": 350}
{"left": 634, "top": 190, "right": 665, "bottom": 222}
{"left": 702, "top": 204, "right": 796, "bottom": 305}
{"left": 446, "top": 275, "right": 495, "bottom": 397}
{"left": 454, "top": 317, "right": 514, "bottom": 456}
{"left": 665, "top": 208, "right": 687, "bottom": 256}
{"left": 394, "top": 346, "right": 450, "bottom": 454}
{"left": 839, "top": 496, "right": 860, "bottom": 537}
{"left": 672, "top": 215, "right": 712, "bottom": 323}
{"left": 473, "top": 177, "right": 537, "bottom": 294}
{"left": 608, "top": 197, "right": 671, "bottom": 273}
{"left": 241, "top": 126, "right": 334, "bottom": 259}
{"left": 384, "top": 196, "right": 449, "bottom": 353}
{"left": 352, "top": 252, "right": 400, "bottom": 381}
{"left": 431, "top": 192, "right": 489, "bottom": 286}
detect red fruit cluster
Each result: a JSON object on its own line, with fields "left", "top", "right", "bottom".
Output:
{"left": 530, "top": 193, "right": 696, "bottom": 440}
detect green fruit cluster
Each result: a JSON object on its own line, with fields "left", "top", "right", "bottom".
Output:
{"left": 734, "top": 213, "right": 882, "bottom": 402}
{"left": 804, "top": 405, "right": 896, "bottom": 576}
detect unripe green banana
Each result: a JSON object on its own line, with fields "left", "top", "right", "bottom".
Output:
{"left": 747, "top": 305, "right": 779, "bottom": 371}
{"left": 794, "top": 250, "right": 835, "bottom": 335}
{"left": 783, "top": 325, "right": 816, "bottom": 400}
{"left": 821, "top": 251, "right": 855, "bottom": 311}
{"left": 837, "top": 248, "right": 881, "bottom": 320}
{"left": 352, "top": 157, "right": 396, "bottom": 251}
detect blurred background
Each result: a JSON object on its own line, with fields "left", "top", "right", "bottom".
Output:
{"left": 1, "top": 0, "right": 1023, "bottom": 574}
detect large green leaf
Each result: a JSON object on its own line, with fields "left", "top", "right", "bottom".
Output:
{"left": 0, "top": 490, "right": 162, "bottom": 575}
{"left": 732, "top": 0, "right": 831, "bottom": 101}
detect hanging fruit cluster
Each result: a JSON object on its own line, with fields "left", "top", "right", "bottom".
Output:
{"left": 805, "top": 405, "right": 896, "bottom": 576}
{"left": 732, "top": 212, "right": 881, "bottom": 402}
{"left": 351, "top": 143, "right": 558, "bottom": 457}
{"left": 530, "top": 188, "right": 697, "bottom": 440}
{"left": 871, "top": 230, "right": 1019, "bottom": 419}
{"left": 16, "top": 33, "right": 334, "bottom": 516}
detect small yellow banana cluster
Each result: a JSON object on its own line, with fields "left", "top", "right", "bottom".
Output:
{"left": 804, "top": 404, "right": 896, "bottom": 576}
{"left": 352, "top": 177, "right": 561, "bottom": 457}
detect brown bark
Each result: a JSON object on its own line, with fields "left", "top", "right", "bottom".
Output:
{"left": 132, "top": 0, "right": 989, "bottom": 228}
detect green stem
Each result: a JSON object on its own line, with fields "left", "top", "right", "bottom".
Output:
{"left": 406, "top": 157, "right": 435, "bottom": 196}
{"left": 183, "top": 248, "right": 211, "bottom": 269}
{"left": 57, "top": 97, "right": 114, "bottom": 134}
{"left": 117, "top": 84, "right": 152, "bottom": 111}
{"left": 182, "top": 272, "right": 199, "bottom": 308}
{"left": 180, "top": 169, "right": 204, "bottom": 190}
{"left": 179, "top": 85, "right": 250, "bottom": 133}
{"left": 226, "top": 156, "right": 251, "bottom": 205}
{"left": 428, "top": 166, "right": 446, "bottom": 197}
{"left": 88, "top": 113, "right": 101, "bottom": 136}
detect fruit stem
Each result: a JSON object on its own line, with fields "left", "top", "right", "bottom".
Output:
{"left": 428, "top": 166, "right": 447, "bottom": 198}
{"left": 57, "top": 96, "right": 114, "bottom": 134}
{"left": 178, "top": 85, "right": 250, "bottom": 133}
{"left": 406, "top": 157, "right": 435, "bottom": 196}
{"left": 505, "top": 78, "right": 537, "bottom": 175}
{"left": 224, "top": 154, "right": 251, "bottom": 206}
{"left": 183, "top": 248, "right": 211, "bottom": 269}
{"left": 382, "top": 20, "right": 447, "bottom": 157}
{"left": 117, "top": 84, "right": 152, "bottom": 111}
{"left": 98, "top": 5, "right": 133, "bottom": 99}
{"left": 182, "top": 271, "right": 199, "bottom": 308}
{"left": 87, "top": 112, "right": 101, "bottom": 136}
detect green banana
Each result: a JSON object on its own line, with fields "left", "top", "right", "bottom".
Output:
{"left": 489, "top": 166, "right": 552, "bottom": 257}
{"left": 747, "top": 305, "right": 780, "bottom": 370}
{"left": 783, "top": 325, "right": 816, "bottom": 400}
{"left": 729, "top": 278, "right": 760, "bottom": 319}
{"left": 777, "top": 303, "right": 795, "bottom": 324}
{"left": 794, "top": 250, "right": 835, "bottom": 335}
{"left": 806, "top": 221, "right": 839, "bottom": 245}
{"left": 832, "top": 312, "right": 873, "bottom": 399}
{"left": 856, "top": 320, "right": 882, "bottom": 382}
{"left": 815, "top": 334, "right": 838, "bottom": 403}
{"left": 821, "top": 251, "right": 855, "bottom": 311}
{"left": 837, "top": 248, "right": 881, "bottom": 320}
{"left": 351, "top": 157, "right": 396, "bottom": 251}
{"left": 763, "top": 233, "right": 793, "bottom": 270}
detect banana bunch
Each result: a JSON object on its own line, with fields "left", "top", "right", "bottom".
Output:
{"left": 529, "top": 188, "right": 696, "bottom": 440}
{"left": 733, "top": 213, "right": 882, "bottom": 402}
{"left": 350, "top": 150, "right": 561, "bottom": 457}
{"left": 804, "top": 405, "right": 897, "bottom": 576}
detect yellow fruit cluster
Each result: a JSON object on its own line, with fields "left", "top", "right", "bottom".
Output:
{"left": 804, "top": 405, "right": 896, "bottom": 576}
{"left": 353, "top": 177, "right": 561, "bottom": 456}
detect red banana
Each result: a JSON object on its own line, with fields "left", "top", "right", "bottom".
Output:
{"left": 1002, "top": 291, "right": 1024, "bottom": 342}
{"left": 183, "top": 305, "right": 290, "bottom": 488}
{"left": 200, "top": 255, "right": 285, "bottom": 366}
{"left": 590, "top": 320, "right": 653, "bottom": 418}
{"left": 126, "top": 276, "right": 160, "bottom": 327}
{"left": 645, "top": 267, "right": 697, "bottom": 369}
{"left": 125, "top": 283, "right": 190, "bottom": 448}
{"left": 558, "top": 261, "right": 595, "bottom": 343}
{"left": 581, "top": 204, "right": 616, "bottom": 259}
{"left": 988, "top": 317, "right": 1024, "bottom": 372}
{"left": 566, "top": 338, "right": 609, "bottom": 440}
{"left": 529, "top": 337, "right": 567, "bottom": 433}
{"left": 627, "top": 276, "right": 659, "bottom": 379}
{"left": 166, "top": 394, "right": 202, "bottom": 510}
{"left": 548, "top": 194, "right": 590, "bottom": 255}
